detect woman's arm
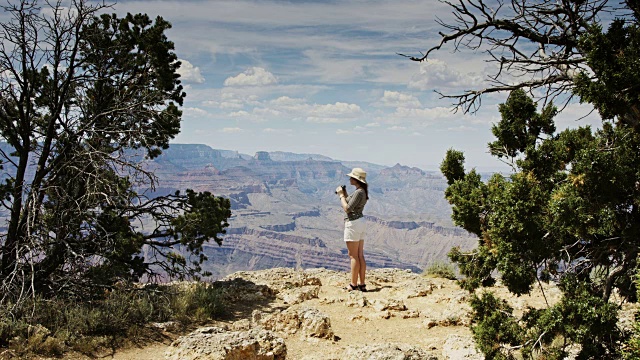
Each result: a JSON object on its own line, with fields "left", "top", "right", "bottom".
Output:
{"left": 336, "top": 186, "right": 349, "bottom": 212}
{"left": 340, "top": 188, "right": 364, "bottom": 213}
{"left": 339, "top": 193, "right": 348, "bottom": 212}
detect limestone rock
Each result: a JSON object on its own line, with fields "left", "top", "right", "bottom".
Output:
{"left": 223, "top": 268, "right": 322, "bottom": 295}
{"left": 165, "top": 326, "right": 286, "bottom": 360}
{"left": 349, "top": 314, "right": 369, "bottom": 322}
{"left": 231, "top": 319, "right": 251, "bottom": 331}
{"left": 345, "top": 292, "right": 368, "bottom": 307}
{"left": 372, "top": 299, "right": 407, "bottom": 312}
{"left": 212, "top": 277, "right": 275, "bottom": 303}
{"left": 280, "top": 285, "right": 320, "bottom": 305}
{"left": 424, "top": 305, "right": 471, "bottom": 328}
{"left": 402, "top": 310, "right": 420, "bottom": 319}
{"left": 404, "top": 282, "right": 434, "bottom": 298}
{"left": 367, "top": 268, "right": 421, "bottom": 284}
{"left": 259, "top": 307, "right": 334, "bottom": 339}
{"left": 442, "top": 334, "right": 483, "bottom": 360}
{"left": 435, "top": 290, "right": 468, "bottom": 304}
{"left": 319, "top": 297, "right": 339, "bottom": 304}
{"left": 151, "top": 321, "right": 180, "bottom": 333}
{"left": 343, "top": 343, "right": 436, "bottom": 360}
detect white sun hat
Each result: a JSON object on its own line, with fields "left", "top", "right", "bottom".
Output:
{"left": 346, "top": 168, "right": 367, "bottom": 184}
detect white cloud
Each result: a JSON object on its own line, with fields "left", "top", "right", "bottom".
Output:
{"left": 224, "top": 67, "right": 277, "bottom": 87}
{"left": 229, "top": 110, "right": 251, "bottom": 118}
{"left": 388, "top": 126, "right": 406, "bottom": 131}
{"left": 219, "top": 101, "right": 245, "bottom": 110}
{"left": 372, "top": 104, "right": 477, "bottom": 130}
{"left": 447, "top": 125, "right": 475, "bottom": 132}
{"left": 353, "top": 125, "right": 374, "bottom": 134}
{"left": 253, "top": 108, "right": 282, "bottom": 117}
{"left": 379, "top": 91, "right": 421, "bottom": 108}
{"left": 409, "top": 59, "right": 483, "bottom": 91}
{"left": 227, "top": 109, "right": 267, "bottom": 122}
{"left": 306, "top": 117, "right": 350, "bottom": 124}
{"left": 220, "top": 127, "right": 244, "bottom": 133}
{"left": 395, "top": 106, "right": 455, "bottom": 119}
{"left": 554, "top": 102, "right": 602, "bottom": 131}
{"left": 306, "top": 102, "right": 362, "bottom": 123}
{"left": 200, "top": 92, "right": 263, "bottom": 110}
{"left": 108, "top": 0, "right": 513, "bottom": 169}
{"left": 309, "top": 102, "right": 362, "bottom": 117}
{"left": 263, "top": 128, "right": 294, "bottom": 134}
{"left": 270, "top": 96, "right": 306, "bottom": 106}
{"left": 301, "top": 49, "right": 368, "bottom": 84}
{"left": 177, "top": 59, "right": 205, "bottom": 84}
{"left": 183, "top": 107, "right": 210, "bottom": 118}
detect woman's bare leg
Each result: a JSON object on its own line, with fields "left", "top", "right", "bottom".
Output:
{"left": 346, "top": 241, "right": 360, "bottom": 287}
{"left": 357, "top": 240, "right": 366, "bottom": 286}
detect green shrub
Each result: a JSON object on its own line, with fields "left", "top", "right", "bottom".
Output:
{"left": 170, "top": 283, "right": 226, "bottom": 323}
{"left": 623, "top": 264, "right": 640, "bottom": 359}
{"left": 467, "top": 276, "right": 622, "bottom": 360}
{"left": 0, "top": 282, "right": 226, "bottom": 357}
{"left": 425, "top": 261, "right": 457, "bottom": 280}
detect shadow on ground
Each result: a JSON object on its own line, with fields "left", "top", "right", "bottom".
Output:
{"left": 210, "top": 277, "right": 282, "bottom": 322}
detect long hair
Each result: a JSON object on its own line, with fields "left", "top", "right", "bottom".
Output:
{"left": 357, "top": 180, "right": 369, "bottom": 200}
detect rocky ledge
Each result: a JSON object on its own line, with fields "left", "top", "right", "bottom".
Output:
{"left": 164, "top": 267, "right": 494, "bottom": 359}
{"left": 164, "top": 267, "right": 640, "bottom": 360}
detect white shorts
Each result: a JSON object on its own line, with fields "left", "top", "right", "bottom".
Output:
{"left": 344, "top": 218, "right": 366, "bottom": 241}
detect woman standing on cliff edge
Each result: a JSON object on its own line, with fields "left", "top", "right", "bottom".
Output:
{"left": 336, "top": 168, "right": 369, "bottom": 292}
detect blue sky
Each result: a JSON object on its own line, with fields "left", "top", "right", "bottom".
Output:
{"left": 111, "top": 0, "right": 601, "bottom": 171}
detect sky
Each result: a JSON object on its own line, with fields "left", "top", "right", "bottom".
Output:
{"left": 109, "top": 0, "right": 603, "bottom": 172}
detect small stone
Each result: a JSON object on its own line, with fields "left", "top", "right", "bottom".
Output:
{"left": 402, "top": 310, "right": 420, "bottom": 319}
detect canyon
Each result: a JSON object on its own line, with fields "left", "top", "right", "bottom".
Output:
{"left": 145, "top": 144, "right": 478, "bottom": 279}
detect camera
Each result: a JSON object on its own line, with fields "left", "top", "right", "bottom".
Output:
{"left": 335, "top": 185, "right": 346, "bottom": 194}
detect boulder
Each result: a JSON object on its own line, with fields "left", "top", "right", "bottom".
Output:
{"left": 423, "top": 303, "right": 471, "bottom": 328}
{"left": 343, "top": 343, "right": 436, "bottom": 360}
{"left": 372, "top": 299, "right": 407, "bottom": 312}
{"left": 404, "top": 282, "right": 434, "bottom": 298}
{"left": 442, "top": 334, "right": 483, "bottom": 360}
{"left": 280, "top": 285, "right": 320, "bottom": 305}
{"left": 212, "top": 277, "right": 275, "bottom": 303}
{"left": 223, "top": 268, "right": 322, "bottom": 294}
{"left": 165, "top": 327, "right": 286, "bottom": 360}
{"left": 258, "top": 307, "right": 334, "bottom": 339}
{"left": 345, "top": 291, "right": 368, "bottom": 307}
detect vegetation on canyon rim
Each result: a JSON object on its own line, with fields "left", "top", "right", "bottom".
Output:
{"left": 0, "top": 0, "right": 230, "bottom": 354}
{"left": 432, "top": 0, "right": 640, "bottom": 358}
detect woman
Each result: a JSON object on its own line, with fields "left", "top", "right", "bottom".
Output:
{"left": 336, "top": 168, "right": 369, "bottom": 292}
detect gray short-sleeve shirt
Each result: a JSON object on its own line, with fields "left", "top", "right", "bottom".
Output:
{"left": 346, "top": 188, "right": 367, "bottom": 216}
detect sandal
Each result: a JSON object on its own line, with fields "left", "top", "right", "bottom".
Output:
{"left": 358, "top": 284, "right": 367, "bottom": 292}
{"left": 346, "top": 284, "right": 358, "bottom": 291}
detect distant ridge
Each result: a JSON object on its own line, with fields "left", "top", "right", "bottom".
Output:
{"left": 268, "top": 151, "right": 334, "bottom": 162}
{"left": 167, "top": 144, "right": 394, "bottom": 172}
